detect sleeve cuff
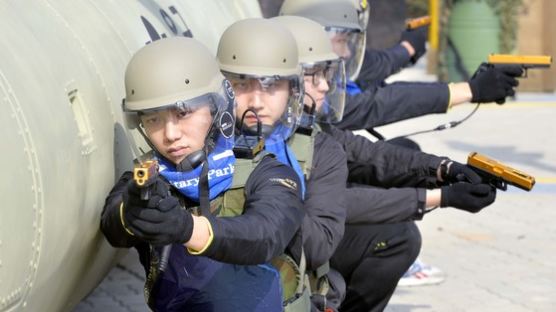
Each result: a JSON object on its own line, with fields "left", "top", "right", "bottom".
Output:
{"left": 119, "top": 202, "right": 136, "bottom": 237}
{"left": 414, "top": 189, "right": 427, "bottom": 220}
{"left": 187, "top": 216, "right": 214, "bottom": 255}
{"left": 426, "top": 156, "right": 449, "bottom": 188}
{"left": 446, "top": 83, "right": 455, "bottom": 111}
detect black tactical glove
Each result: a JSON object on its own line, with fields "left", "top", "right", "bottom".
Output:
{"left": 401, "top": 27, "right": 428, "bottom": 64}
{"left": 468, "top": 63, "right": 523, "bottom": 104}
{"left": 440, "top": 160, "right": 482, "bottom": 184}
{"left": 122, "top": 177, "right": 194, "bottom": 246}
{"left": 441, "top": 183, "right": 496, "bottom": 213}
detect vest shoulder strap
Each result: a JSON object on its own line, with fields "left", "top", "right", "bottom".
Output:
{"left": 230, "top": 150, "right": 273, "bottom": 189}
{"left": 288, "top": 131, "right": 316, "bottom": 180}
{"left": 214, "top": 151, "right": 273, "bottom": 217}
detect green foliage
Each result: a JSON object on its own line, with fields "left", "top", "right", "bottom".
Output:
{"left": 486, "top": 0, "right": 523, "bottom": 53}
{"left": 406, "top": 0, "right": 429, "bottom": 17}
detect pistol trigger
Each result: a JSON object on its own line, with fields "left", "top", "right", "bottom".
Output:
{"left": 491, "top": 180, "right": 507, "bottom": 191}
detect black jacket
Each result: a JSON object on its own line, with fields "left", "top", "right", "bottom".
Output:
{"left": 100, "top": 155, "right": 304, "bottom": 265}
{"left": 337, "top": 81, "right": 450, "bottom": 130}
{"left": 344, "top": 185, "right": 427, "bottom": 224}
{"left": 356, "top": 46, "right": 412, "bottom": 90}
{"left": 302, "top": 132, "right": 348, "bottom": 270}
{"left": 337, "top": 44, "right": 450, "bottom": 131}
{"left": 320, "top": 124, "right": 447, "bottom": 223}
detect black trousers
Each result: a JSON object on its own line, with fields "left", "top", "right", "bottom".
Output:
{"left": 330, "top": 222, "right": 421, "bottom": 312}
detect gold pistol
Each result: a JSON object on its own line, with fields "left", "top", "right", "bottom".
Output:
{"left": 133, "top": 160, "right": 159, "bottom": 199}
{"left": 406, "top": 16, "right": 431, "bottom": 30}
{"left": 487, "top": 54, "right": 552, "bottom": 77}
{"left": 467, "top": 152, "right": 535, "bottom": 191}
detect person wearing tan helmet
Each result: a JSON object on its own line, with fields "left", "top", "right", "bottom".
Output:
{"left": 217, "top": 18, "right": 349, "bottom": 312}
{"left": 279, "top": 0, "right": 421, "bottom": 82}
{"left": 100, "top": 36, "right": 304, "bottom": 311}
{"left": 279, "top": 0, "right": 523, "bottom": 147}
{"left": 274, "top": 15, "right": 499, "bottom": 312}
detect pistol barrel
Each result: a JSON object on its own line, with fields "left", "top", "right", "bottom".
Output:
{"left": 488, "top": 54, "right": 552, "bottom": 67}
{"left": 467, "top": 152, "right": 535, "bottom": 191}
{"left": 406, "top": 16, "right": 431, "bottom": 30}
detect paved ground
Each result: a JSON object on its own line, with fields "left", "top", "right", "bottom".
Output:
{"left": 73, "top": 60, "right": 556, "bottom": 311}
{"left": 375, "top": 91, "right": 556, "bottom": 312}
{"left": 73, "top": 251, "right": 148, "bottom": 312}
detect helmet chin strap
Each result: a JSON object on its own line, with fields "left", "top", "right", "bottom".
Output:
{"left": 137, "top": 126, "right": 158, "bottom": 156}
{"left": 237, "top": 107, "right": 273, "bottom": 138}
{"left": 297, "top": 92, "right": 316, "bottom": 134}
{"left": 246, "top": 124, "right": 274, "bottom": 138}
{"left": 176, "top": 150, "right": 206, "bottom": 172}
{"left": 303, "top": 92, "right": 317, "bottom": 115}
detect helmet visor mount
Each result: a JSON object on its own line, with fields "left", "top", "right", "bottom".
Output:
{"left": 302, "top": 58, "right": 346, "bottom": 125}
{"left": 224, "top": 72, "right": 303, "bottom": 141}
{"left": 357, "top": 4, "right": 370, "bottom": 30}
{"left": 326, "top": 26, "right": 365, "bottom": 81}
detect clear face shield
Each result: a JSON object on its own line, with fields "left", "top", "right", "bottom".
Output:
{"left": 301, "top": 59, "right": 346, "bottom": 128}
{"left": 225, "top": 73, "right": 303, "bottom": 141}
{"left": 327, "top": 27, "right": 365, "bottom": 81}
{"left": 123, "top": 79, "right": 236, "bottom": 157}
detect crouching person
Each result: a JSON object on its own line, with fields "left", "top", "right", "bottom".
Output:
{"left": 100, "top": 37, "right": 304, "bottom": 312}
{"left": 217, "top": 18, "right": 349, "bottom": 312}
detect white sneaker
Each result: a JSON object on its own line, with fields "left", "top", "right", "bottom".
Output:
{"left": 397, "top": 259, "right": 446, "bottom": 287}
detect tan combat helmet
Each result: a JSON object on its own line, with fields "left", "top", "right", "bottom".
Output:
{"left": 123, "top": 37, "right": 236, "bottom": 161}
{"left": 272, "top": 15, "right": 346, "bottom": 125}
{"left": 272, "top": 15, "right": 338, "bottom": 65}
{"left": 279, "top": 0, "right": 366, "bottom": 81}
{"left": 217, "top": 18, "right": 303, "bottom": 140}
{"left": 124, "top": 37, "right": 225, "bottom": 112}
{"left": 217, "top": 18, "right": 300, "bottom": 77}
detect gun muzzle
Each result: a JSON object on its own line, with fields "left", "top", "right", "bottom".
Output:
{"left": 133, "top": 160, "right": 159, "bottom": 186}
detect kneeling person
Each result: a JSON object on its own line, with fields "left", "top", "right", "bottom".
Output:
{"left": 275, "top": 15, "right": 498, "bottom": 312}
{"left": 217, "top": 18, "right": 349, "bottom": 311}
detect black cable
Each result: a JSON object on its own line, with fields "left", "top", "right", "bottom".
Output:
{"left": 367, "top": 38, "right": 472, "bottom": 142}
{"left": 365, "top": 127, "right": 386, "bottom": 140}
{"left": 389, "top": 103, "right": 481, "bottom": 140}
